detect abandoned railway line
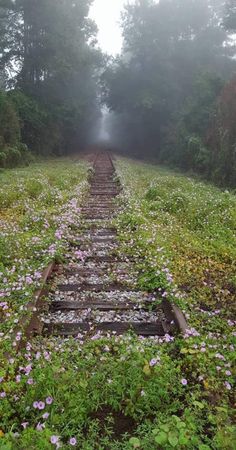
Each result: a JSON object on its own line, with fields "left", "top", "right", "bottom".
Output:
{"left": 2, "top": 152, "right": 235, "bottom": 449}
{"left": 21, "top": 151, "right": 187, "bottom": 344}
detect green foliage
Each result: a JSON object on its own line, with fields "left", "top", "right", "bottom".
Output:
{"left": 0, "top": 91, "right": 20, "bottom": 147}
{"left": 0, "top": 156, "right": 236, "bottom": 448}
{"left": 0, "top": 0, "right": 102, "bottom": 157}
{"left": 0, "top": 90, "right": 34, "bottom": 168}
{"left": 103, "top": 1, "right": 236, "bottom": 187}
{"left": 151, "top": 414, "right": 204, "bottom": 449}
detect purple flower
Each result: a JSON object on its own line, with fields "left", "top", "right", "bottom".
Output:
{"left": 181, "top": 378, "right": 188, "bottom": 386}
{"left": 36, "top": 352, "right": 41, "bottom": 360}
{"left": 16, "top": 375, "right": 21, "bottom": 383}
{"left": 224, "top": 381, "right": 232, "bottom": 390}
{"left": 164, "top": 334, "right": 173, "bottom": 343}
{"left": 42, "top": 412, "right": 49, "bottom": 420}
{"left": 21, "top": 422, "right": 29, "bottom": 429}
{"left": 0, "top": 392, "right": 6, "bottom": 398}
{"left": 27, "top": 378, "right": 34, "bottom": 385}
{"left": 46, "top": 396, "right": 53, "bottom": 405}
{"left": 25, "top": 364, "right": 32, "bottom": 375}
{"left": 69, "top": 437, "right": 77, "bottom": 446}
{"left": 215, "top": 353, "right": 225, "bottom": 361}
{"left": 149, "top": 358, "right": 158, "bottom": 367}
{"left": 51, "top": 435, "right": 60, "bottom": 445}
{"left": 33, "top": 401, "right": 39, "bottom": 409}
{"left": 36, "top": 422, "right": 45, "bottom": 432}
{"left": 38, "top": 401, "right": 45, "bottom": 410}
{"left": 25, "top": 276, "right": 33, "bottom": 284}
{"left": 225, "top": 370, "right": 232, "bottom": 376}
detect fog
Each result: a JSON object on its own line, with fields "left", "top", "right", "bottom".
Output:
{"left": 0, "top": 0, "right": 236, "bottom": 185}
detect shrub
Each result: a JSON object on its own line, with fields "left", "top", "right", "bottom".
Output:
{"left": 4, "top": 147, "right": 22, "bottom": 168}
{"left": 0, "top": 91, "right": 21, "bottom": 147}
{"left": 0, "top": 152, "right": 7, "bottom": 168}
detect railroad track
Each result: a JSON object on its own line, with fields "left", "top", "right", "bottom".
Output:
{"left": 23, "top": 151, "right": 187, "bottom": 342}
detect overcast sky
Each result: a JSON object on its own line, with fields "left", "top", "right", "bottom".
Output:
{"left": 89, "top": 0, "right": 126, "bottom": 55}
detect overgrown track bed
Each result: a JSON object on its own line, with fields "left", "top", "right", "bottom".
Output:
{"left": 25, "top": 152, "right": 186, "bottom": 341}
{"left": 1, "top": 155, "right": 235, "bottom": 449}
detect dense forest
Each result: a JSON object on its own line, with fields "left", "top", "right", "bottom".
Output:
{"left": 0, "top": 0, "right": 102, "bottom": 166}
{"left": 103, "top": 0, "right": 236, "bottom": 187}
{"left": 0, "top": 0, "right": 236, "bottom": 187}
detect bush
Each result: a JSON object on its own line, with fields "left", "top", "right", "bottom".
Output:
{"left": 0, "top": 145, "right": 33, "bottom": 169}
{"left": 0, "top": 152, "right": 7, "bottom": 167}
{"left": 0, "top": 91, "right": 21, "bottom": 147}
{"left": 4, "top": 147, "right": 22, "bottom": 168}
{"left": 18, "top": 143, "right": 34, "bottom": 166}
{"left": 9, "top": 90, "right": 63, "bottom": 155}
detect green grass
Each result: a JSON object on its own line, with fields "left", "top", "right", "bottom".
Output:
{"left": 0, "top": 158, "right": 88, "bottom": 338}
{"left": 115, "top": 158, "right": 236, "bottom": 322}
{"left": 0, "top": 156, "right": 235, "bottom": 449}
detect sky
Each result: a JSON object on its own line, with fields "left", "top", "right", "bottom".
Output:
{"left": 89, "top": 0, "right": 126, "bottom": 55}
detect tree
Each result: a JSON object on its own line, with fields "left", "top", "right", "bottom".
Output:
{"left": 102, "top": 0, "right": 236, "bottom": 186}
{"left": 207, "top": 76, "right": 236, "bottom": 186}
{"left": 0, "top": 0, "right": 102, "bottom": 154}
{"left": 224, "top": 0, "right": 236, "bottom": 31}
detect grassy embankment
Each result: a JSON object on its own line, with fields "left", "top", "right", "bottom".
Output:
{"left": 0, "top": 158, "right": 89, "bottom": 340}
{"left": 0, "top": 157, "right": 235, "bottom": 449}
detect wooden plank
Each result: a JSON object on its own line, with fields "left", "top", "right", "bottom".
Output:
{"left": 50, "top": 301, "right": 138, "bottom": 311}
{"left": 44, "top": 321, "right": 165, "bottom": 336}
{"left": 56, "top": 283, "right": 137, "bottom": 292}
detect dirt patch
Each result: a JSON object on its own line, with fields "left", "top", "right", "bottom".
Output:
{"left": 89, "top": 405, "right": 137, "bottom": 440}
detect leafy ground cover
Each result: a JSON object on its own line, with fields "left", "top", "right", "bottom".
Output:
{"left": 114, "top": 157, "right": 236, "bottom": 447}
{"left": 0, "top": 158, "right": 88, "bottom": 344}
{"left": 0, "top": 156, "right": 235, "bottom": 449}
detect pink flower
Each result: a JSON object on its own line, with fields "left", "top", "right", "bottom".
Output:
{"left": 38, "top": 401, "right": 45, "bottom": 410}
{"left": 25, "top": 364, "right": 32, "bottom": 375}
{"left": 55, "top": 231, "right": 62, "bottom": 240}
{"left": 25, "top": 276, "right": 33, "bottom": 284}
{"left": 181, "top": 378, "right": 188, "bottom": 386}
{"left": 46, "top": 396, "right": 53, "bottom": 405}
{"left": 27, "top": 378, "right": 34, "bottom": 385}
{"left": 51, "top": 435, "right": 60, "bottom": 445}
{"left": 69, "top": 437, "right": 77, "bottom": 446}
{"left": 149, "top": 358, "right": 158, "bottom": 367}
{"left": 35, "top": 352, "right": 41, "bottom": 360}
{"left": 224, "top": 381, "right": 231, "bottom": 390}
{"left": 36, "top": 422, "right": 45, "bottom": 432}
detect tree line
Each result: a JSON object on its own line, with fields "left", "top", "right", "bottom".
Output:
{"left": 102, "top": 0, "right": 236, "bottom": 187}
{"left": 0, "top": 0, "right": 102, "bottom": 167}
{"left": 0, "top": 0, "right": 236, "bottom": 188}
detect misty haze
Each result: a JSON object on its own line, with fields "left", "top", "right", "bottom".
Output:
{"left": 0, "top": 1, "right": 235, "bottom": 449}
